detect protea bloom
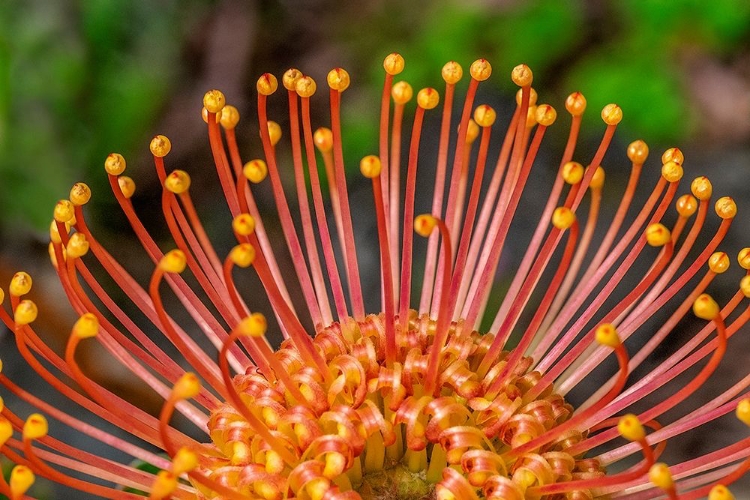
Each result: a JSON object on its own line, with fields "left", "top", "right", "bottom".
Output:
{"left": 1, "top": 53, "right": 749, "bottom": 500}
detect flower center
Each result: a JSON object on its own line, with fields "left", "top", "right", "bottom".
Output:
{"left": 202, "top": 311, "right": 603, "bottom": 500}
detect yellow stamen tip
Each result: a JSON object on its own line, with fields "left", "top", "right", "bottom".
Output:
{"left": 9, "top": 465, "right": 35, "bottom": 498}
{"left": 693, "top": 293, "right": 720, "bottom": 320}
{"left": 314, "top": 127, "right": 333, "bottom": 153}
{"left": 383, "top": 53, "right": 405, "bottom": 75}
{"left": 645, "top": 223, "right": 671, "bottom": 247}
{"left": 601, "top": 103, "right": 623, "bottom": 125}
{"left": 561, "top": 161, "right": 584, "bottom": 185}
{"left": 70, "top": 182, "right": 92, "bottom": 206}
{"left": 708, "top": 252, "right": 730, "bottom": 274}
{"left": 535, "top": 104, "right": 557, "bottom": 126}
{"left": 66, "top": 232, "right": 90, "bottom": 259}
{"left": 414, "top": 214, "right": 437, "bottom": 237}
{"left": 203, "top": 89, "right": 226, "bottom": 113}
{"left": 465, "top": 119, "right": 480, "bottom": 144}
{"left": 709, "top": 485, "right": 735, "bottom": 500}
{"left": 295, "top": 75, "right": 317, "bottom": 98}
{"left": 267, "top": 121, "right": 282, "bottom": 146}
{"left": 441, "top": 61, "right": 463, "bottom": 84}
{"left": 589, "top": 165, "right": 605, "bottom": 190}
{"left": 50, "top": 220, "right": 69, "bottom": 244}
{"left": 737, "top": 248, "right": 750, "bottom": 270}
{"left": 565, "top": 91, "right": 587, "bottom": 116}
{"left": 159, "top": 249, "right": 187, "bottom": 274}
{"left": 516, "top": 87, "right": 538, "bottom": 107}
{"left": 173, "top": 447, "right": 199, "bottom": 474}
{"left": 104, "top": 152, "right": 127, "bottom": 176}
{"left": 229, "top": 243, "right": 256, "bottom": 268}
{"left": 219, "top": 104, "right": 240, "bottom": 129}
{"left": 662, "top": 147, "right": 684, "bottom": 166}
{"left": 201, "top": 106, "right": 221, "bottom": 124}
{"left": 149, "top": 470, "right": 177, "bottom": 500}
{"left": 510, "top": 63, "right": 531, "bottom": 86}
{"left": 741, "top": 275, "right": 750, "bottom": 298}
{"left": 648, "top": 463, "right": 674, "bottom": 491}
{"left": 327, "top": 68, "right": 350, "bottom": 92}
{"left": 10, "top": 271, "right": 32, "bottom": 297}
{"left": 283, "top": 68, "right": 303, "bottom": 90}
{"left": 360, "top": 155, "right": 381, "bottom": 178}
{"left": 243, "top": 159, "right": 268, "bottom": 184}
{"left": 627, "top": 139, "right": 649, "bottom": 164}
{"left": 417, "top": 88, "right": 439, "bottom": 110}
{"left": 232, "top": 213, "right": 256, "bottom": 236}
{"left": 23, "top": 413, "right": 48, "bottom": 440}
{"left": 470, "top": 58, "right": 492, "bottom": 81}
{"left": 715, "top": 196, "right": 737, "bottom": 219}
{"left": 391, "top": 81, "right": 413, "bottom": 104}
{"left": 690, "top": 176, "right": 712, "bottom": 201}
{"left": 54, "top": 199, "right": 75, "bottom": 223}
{"left": 173, "top": 372, "right": 201, "bottom": 400}
{"left": 551, "top": 206, "right": 576, "bottom": 230}
{"left": 736, "top": 398, "right": 750, "bottom": 426}
{"left": 595, "top": 323, "right": 620, "bottom": 348}
{"left": 164, "top": 170, "right": 191, "bottom": 194}
{"left": 675, "top": 194, "right": 698, "bottom": 217}
{"left": 14, "top": 299, "right": 38, "bottom": 326}
{"left": 256, "top": 73, "right": 278, "bottom": 95}
{"left": 473, "top": 104, "right": 496, "bottom": 127}
{"left": 0, "top": 417, "right": 12, "bottom": 446}
{"left": 150, "top": 135, "right": 172, "bottom": 158}
{"left": 73, "top": 313, "right": 100, "bottom": 339}
{"left": 617, "top": 414, "right": 646, "bottom": 441}
{"left": 237, "top": 313, "right": 268, "bottom": 337}
{"left": 661, "top": 160, "right": 683, "bottom": 183}
{"left": 118, "top": 176, "right": 136, "bottom": 198}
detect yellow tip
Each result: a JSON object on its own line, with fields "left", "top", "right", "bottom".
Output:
{"left": 150, "top": 135, "right": 172, "bottom": 158}
{"left": 173, "top": 372, "right": 201, "bottom": 400}
{"left": 327, "top": 68, "right": 350, "bottom": 92}
{"left": 73, "top": 313, "right": 100, "bottom": 339}
{"left": 417, "top": 88, "right": 439, "bottom": 110}
{"left": 645, "top": 223, "right": 671, "bottom": 247}
{"left": 690, "top": 176, "right": 712, "bottom": 201}
{"left": 565, "top": 91, "right": 587, "bottom": 116}
{"left": 551, "top": 207, "right": 576, "bottom": 230}
{"left": 470, "top": 59, "right": 492, "bottom": 81}
{"left": 159, "top": 250, "right": 187, "bottom": 274}
{"left": 693, "top": 293, "right": 720, "bottom": 320}
{"left": 661, "top": 160, "right": 683, "bottom": 183}
{"left": 441, "top": 61, "right": 463, "bottom": 84}
{"left": 627, "top": 140, "right": 649, "bottom": 164}
{"left": 708, "top": 252, "right": 730, "bottom": 274}
{"left": 510, "top": 63, "right": 531, "bottom": 86}
{"left": 267, "top": 121, "right": 282, "bottom": 146}
{"left": 70, "top": 183, "right": 92, "bottom": 206}
{"left": 617, "top": 414, "right": 646, "bottom": 441}
{"left": 473, "top": 104, "right": 496, "bottom": 127}
{"left": 414, "top": 214, "right": 437, "bottom": 237}
{"left": 256, "top": 73, "right": 278, "bottom": 95}
{"left": 391, "top": 81, "right": 413, "bottom": 105}
{"left": 243, "top": 159, "right": 268, "bottom": 184}
{"left": 220, "top": 105, "right": 240, "bottom": 129}
{"left": 741, "top": 275, "right": 750, "bottom": 299}
{"left": 54, "top": 199, "right": 75, "bottom": 223}
{"left": 203, "top": 89, "right": 226, "bottom": 113}
{"left": 535, "top": 104, "right": 557, "bottom": 126}
{"left": 66, "top": 232, "right": 90, "bottom": 259}
{"left": 296, "top": 75, "right": 317, "bottom": 98}
{"left": 314, "top": 128, "right": 333, "bottom": 153}
{"left": 202, "top": 106, "right": 221, "bottom": 124}
{"left": 736, "top": 398, "right": 750, "bottom": 426}
{"left": 383, "top": 53, "right": 405, "bottom": 75}
{"left": 595, "top": 323, "right": 620, "bottom": 348}
{"left": 164, "top": 170, "right": 191, "bottom": 194}
{"left": 715, "top": 197, "right": 737, "bottom": 220}
{"left": 229, "top": 243, "right": 256, "bottom": 268}
{"left": 601, "top": 103, "right": 623, "bottom": 125}
{"left": 173, "top": 447, "right": 199, "bottom": 475}
{"left": 149, "top": 470, "right": 177, "bottom": 500}
{"left": 14, "top": 299, "right": 38, "bottom": 326}
{"left": 589, "top": 166, "right": 605, "bottom": 190}
{"left": 465, "top": 119, "right": 480, "bottom": 144}
{"left": 283, "top": 68, "right": 303, "bottom": 90}
{"left": 23, "top": 413, "right": 48, "bottom": 440}
{"left": 0, "top": 417, "right": 12, "bottom": 446}
{"left": 237, "top": 313, "right": 268, "bottom": 337}
{"left": 232, "top": 213, "right": 256, "bottom": 236}
{"left": 661, "top": 147, "right": 684, "bottom": 166}
{"left": 649, "top": 463, "right": 674, "bottom": 491}
{"left": 9, "top": 465, "right": 35, "bottom": 498}
{"left": 118, "top": 176, "right": 136, "bottom": 199}
{"left": 360, "top": 155, "right": 381, "bottom": 178}
{"left": 675, "top": 194, "right": 698, "bottom": 218}
{"left": 739, "top": 248, "right": 750, "bottom": 270}
{"left": 708, "top": 485, "right": 735, "bottom": 500}
{"left": 9, "top": 271, "right": 32, "bottom": 297}
{"left": 561, "top": 161, "right": 584, "bottom": 185}
{"left": 104, "top": 153, "right": 127, "bottom": 176}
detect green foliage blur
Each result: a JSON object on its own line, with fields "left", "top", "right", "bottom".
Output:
{"left": 1, "top": 0, "right": 749, "bottom": 234}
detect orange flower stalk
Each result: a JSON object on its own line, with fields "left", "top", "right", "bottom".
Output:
{"left": 1, "top": 53, "right": 750, "bottom": 499}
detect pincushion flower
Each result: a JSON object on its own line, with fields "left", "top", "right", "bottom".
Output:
{"left": 1, "top": 53, "right": 749, "bottom": 500}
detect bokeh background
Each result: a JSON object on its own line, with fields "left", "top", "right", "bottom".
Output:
{"left": 1, "top": 0, "right": 750, "bottom": 497}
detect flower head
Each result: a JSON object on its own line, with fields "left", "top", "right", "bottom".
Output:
{"left": 1, "top": 54, "right": 749, "bottom": 500}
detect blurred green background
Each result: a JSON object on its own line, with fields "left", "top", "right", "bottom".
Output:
{"left": 1, "top": 0, "right": 750, "bottom": 498}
